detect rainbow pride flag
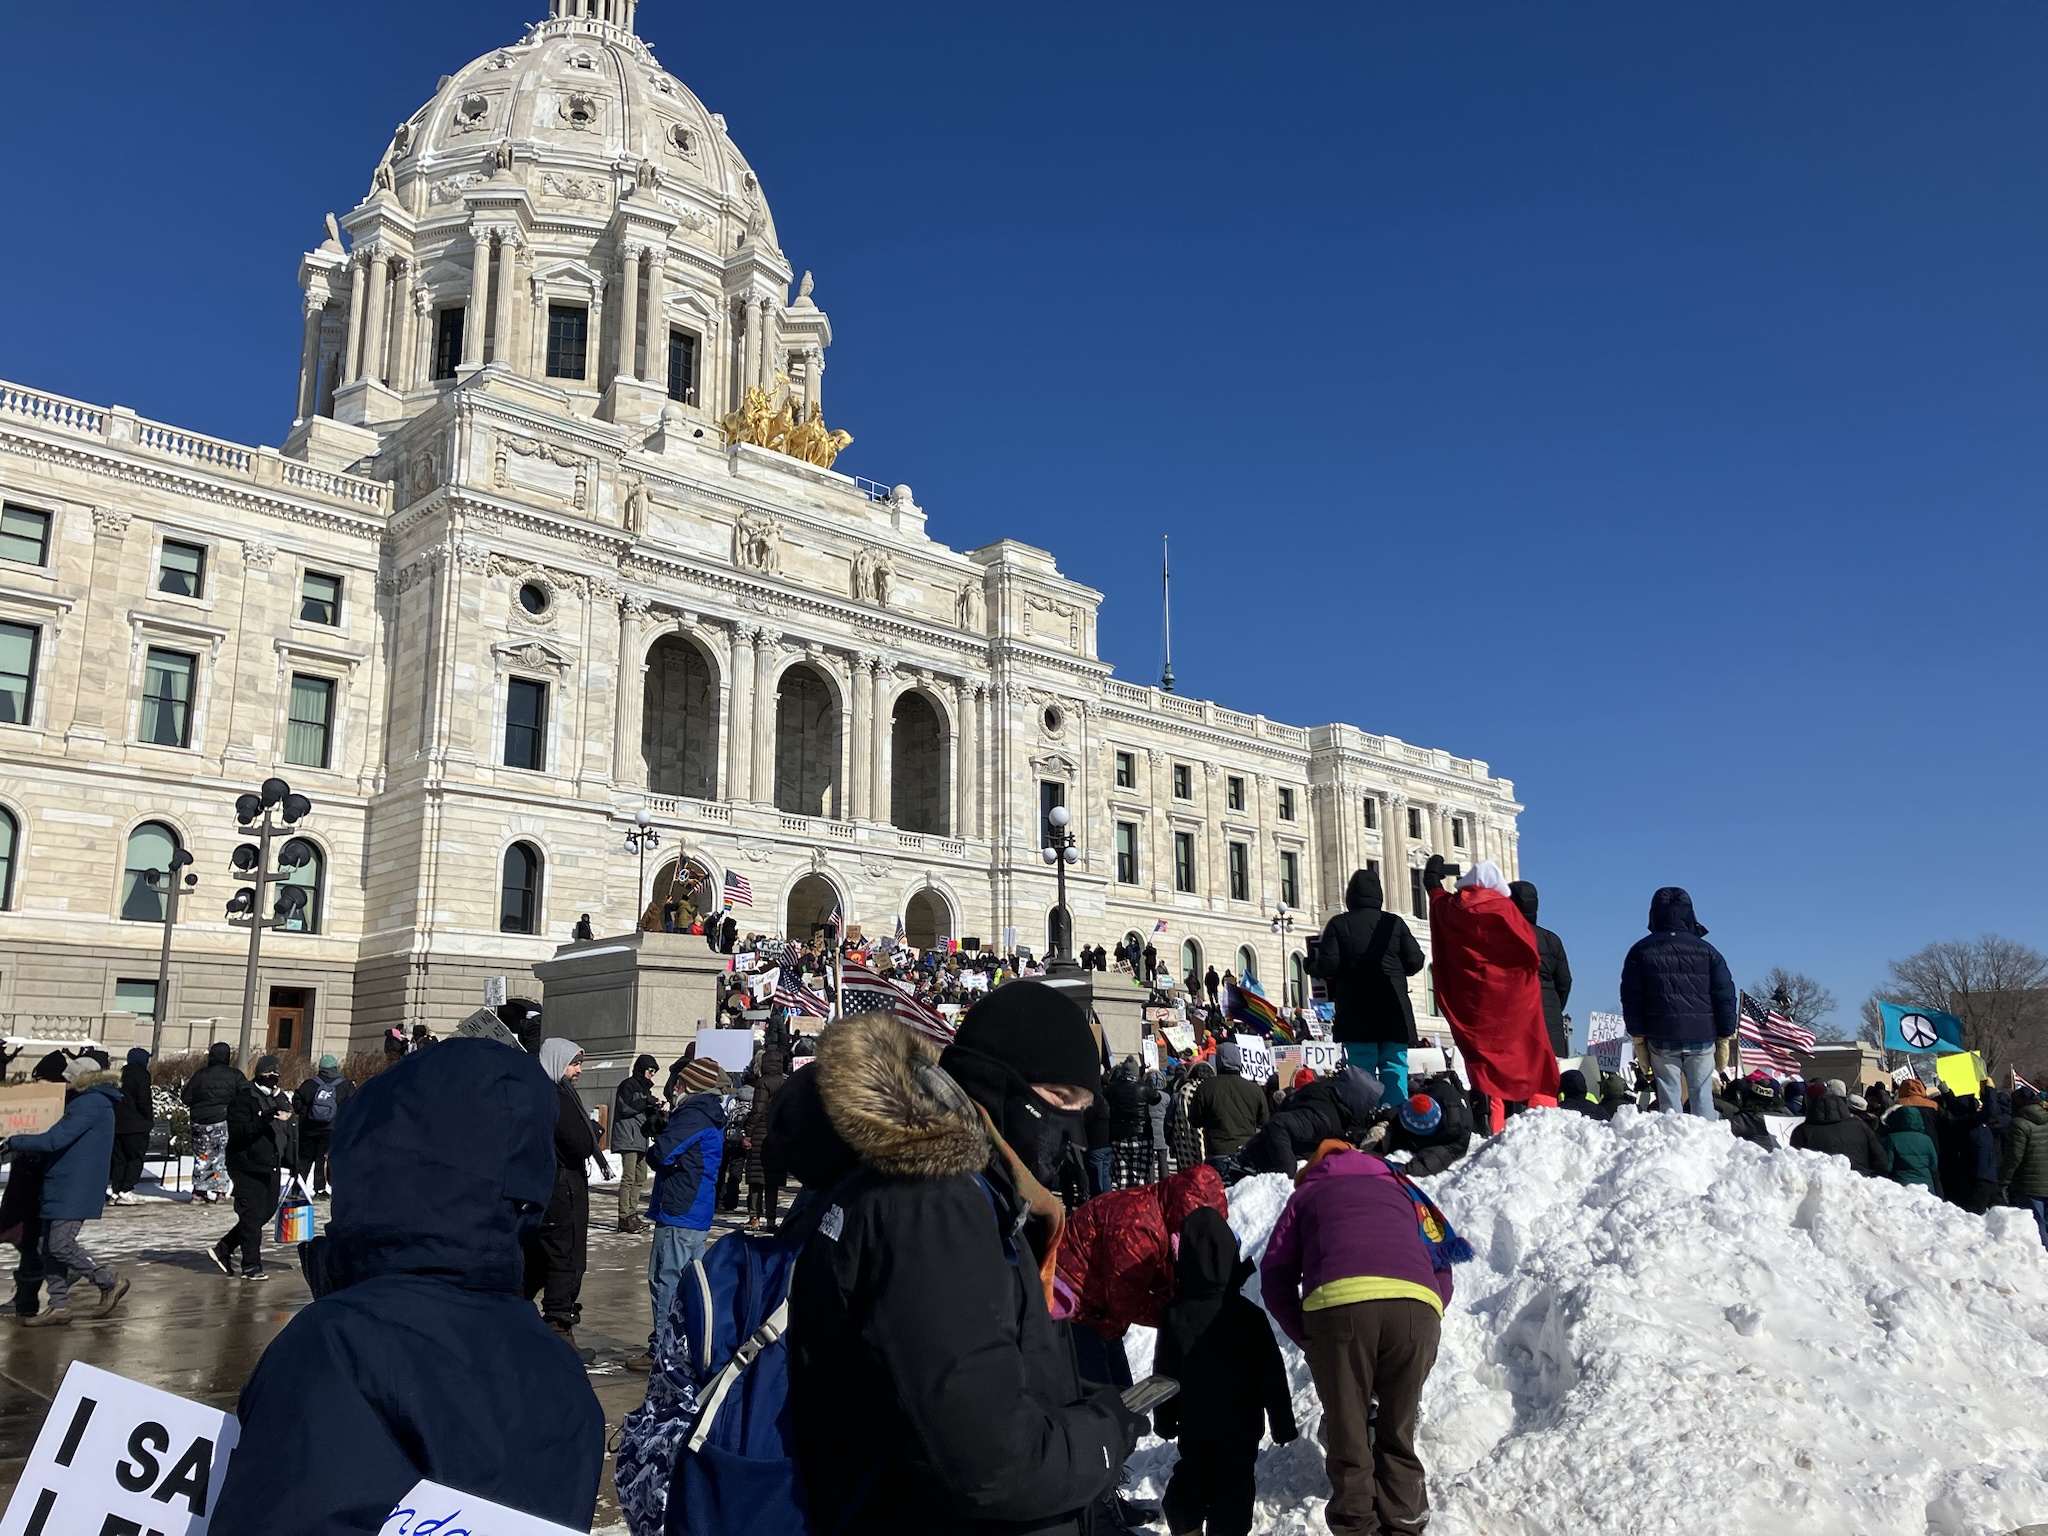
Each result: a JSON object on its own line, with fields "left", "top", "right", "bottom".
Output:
{"left": 1230, "top": 982, "right": 1288, "bottom": 1041}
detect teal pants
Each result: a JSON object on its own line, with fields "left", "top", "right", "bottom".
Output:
{"left": 1343, "top": 1041, "right": 1410, "bottom": 1103}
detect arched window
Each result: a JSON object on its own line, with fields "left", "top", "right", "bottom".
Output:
{"left": 1289, "top": 953, "right": 1306, "bottom": 1009}
{"left": 501, "top": 842, "right": 543, "bottom": 934}
{"left": 0, "top": 807, "right": 15, "bottom": 909}
{"left": 1236, "top": 945, "right": 1259, "bottom": 983}
{"left": 121, "top": 821, "right": 182, "bottom": 923}
{"left": 279, "top": 839, "right": 324, "bottom": 934}
{"left": 1179, "top": 939, "right": 1203, "bottom": 982}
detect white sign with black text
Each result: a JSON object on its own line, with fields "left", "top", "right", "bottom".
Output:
{"left": 1230, "top": 1034, "right": 1275, "bottom": 1084}
{"left": 0, "top": 1362, "right": 241, "bottom": 1536}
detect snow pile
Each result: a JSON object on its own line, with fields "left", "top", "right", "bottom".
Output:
{"left": 1127, "top": 1108, "right": 2048, "bottom": 1536}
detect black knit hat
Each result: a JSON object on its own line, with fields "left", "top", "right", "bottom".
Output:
{"left": 952, "top": 981, "right": 1101, "bottom": 1094}
{"left": 31, "top": 1050, "right": 68, "bottom": 1083}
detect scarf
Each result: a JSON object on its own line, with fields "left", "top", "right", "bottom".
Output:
{"left": 973, "top": 1102, "right": 1067, "bottom": 1313}
{"left": 1387, "top": 1164, "right": 1474, "bottom": 1273}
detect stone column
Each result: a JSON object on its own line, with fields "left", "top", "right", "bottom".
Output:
{"left": 739, "top": 297, "right": 761, "bottom": 397}
{"left": 361, "top": 247, "right": 392, "bottom": 384}
{"left": 492, "top": 233, "right": 521, "bottom": 371}
{"left": 849, "top": 654, "right": 874, "bottom": 820}
{"left": 1384, "top": 791, "right": 1407, "bottom": 916}
{"left": 462, "top": 228, "right": 492, "bottom": 370}
{"left": 751, "top": 629, "right": 780, "bottom": 806}
{"left": 807, "top": 349, "right": 825, "bottom": 415}
{"left": 757, "top": 298, "right": 777, "bottom": 389}
{"left": 296, "top": 295, "right": 325, "bottom": 420}
{"left": 384, "top": 258, "right": 411, "bottom": 387}
{"left": 644, "top": 248, "right": 667, "bottom": 389}
{"left": 402, "top": 284, "right": 430, "bottom": 391}
{"left": 961, "top": 683, "right": 980, "bottom": 839}
{"left": 870, "top": 662, "right": 895, "bottom": 826}
{"left": 613, "top": 599, "right": 649, "bottom": 786}
{"left": 342, "top": 255, "right": 367, "bottom": 384}
{"left": 726, "top": 625, "right": 755, "bottom": 803}
{"left": 617, "top": 245, "right": 642, "bottom": 382}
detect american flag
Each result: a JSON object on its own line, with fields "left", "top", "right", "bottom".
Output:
{"left": 722, "top": 869, "right": 753, "bottom": 909}
{"left": 2014, "top": 1068, "right": 2039, "bottom": 1096}
{"left": 825, "top": 902, "right": 842, "bottom": 933}
{"left": 894, "top": 913, "right": 907, "bottom": 945}
{"left": 1153, "top": 920, "right": 1168, "bottom": 934}
{"left": 775, "top": 975, "right": 833, "bottom": 1019}
{"left": 1739, "top": 991, "right": 1811, "bottom": 1077}
{"left": 840, "top": 960, "right": 955, "bottom": 1046}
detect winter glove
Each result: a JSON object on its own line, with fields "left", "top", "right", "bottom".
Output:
{"left": 1359, "top": 1121, "right": 1390, "bottom": 1151}
{"left": 596, "top": 1154, "right": 614, "bottom": 1181}
{"left": 1423, "top": 853, "right": 1449, "bottom": 891}
{"left": 1714, "top": 1036, "right": 1736, "bottom": 1072}
{"left": 1090, "top": 1383, "right": 1147, "bottom": 1461}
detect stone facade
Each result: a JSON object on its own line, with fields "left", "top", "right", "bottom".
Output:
{"left": 0, "top": 0, "right": 1520, "bottom": 1060}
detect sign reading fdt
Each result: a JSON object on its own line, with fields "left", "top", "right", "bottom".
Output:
{"left": 0, "top": 1362, "right": 241, "bottom": 1536}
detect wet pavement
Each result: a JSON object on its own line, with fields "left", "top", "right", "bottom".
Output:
{"left": 0, "top": 1181, "right": 754, "bottom": 1532}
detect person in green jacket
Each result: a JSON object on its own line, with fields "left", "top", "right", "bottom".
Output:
{"left": 1998, "top": 1086, "right": 2047, "bottom": 1247}
{"left": 1882, "top": 1105, "right": 1942, "bottom": 1195}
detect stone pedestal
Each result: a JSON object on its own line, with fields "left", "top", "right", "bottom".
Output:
{"left": 331, "top": 378, "right": 407, "bottom": 427}
{"left": 602, "top": 374, "right": 672, "bottom": 432}
{"left": 281, "top": 415, "right": 383, "bottom": 472}
{"left": 1033, "top": 968, "right": 1150, "bottom": 1061}
{"left": 533, "top": 930, "right": 726, "bottom": 1102}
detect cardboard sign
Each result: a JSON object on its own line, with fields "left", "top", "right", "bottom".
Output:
{"left": 1231, "top": 1035, "right": 1275, "bottom": 1083}
{"left": 0, "top": 1085, "right": 67, "bottom": 1141}
{"left": 380, "top": 1481, "right": 583, "bottom": 1536}
{"left": 484, "top": 976, "right": 508, "bottom": 1009}
{"left": 692, "top": 1028, "right": 755, "bottom": 1075}
{"left": 0, "top": 1361, "right": 241, "bottom": 1536}
{"left": 1586, "top": 1011, "right": 1628, "bottom": 1073}
{"left": 1162, "top": 1024, "right": 1196, "bottom": 1054}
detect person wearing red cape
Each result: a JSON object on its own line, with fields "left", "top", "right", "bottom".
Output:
{"left": 1423, "top": 854, "right": 1559, "bottom": 1133}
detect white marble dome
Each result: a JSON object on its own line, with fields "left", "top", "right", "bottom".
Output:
{"left": 381, "top": 1, "right": 779, "bottom": 260}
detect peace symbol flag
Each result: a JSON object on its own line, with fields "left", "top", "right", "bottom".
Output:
{"left": 1879, "top": 1000, "right": 1965, "bottom": 1056}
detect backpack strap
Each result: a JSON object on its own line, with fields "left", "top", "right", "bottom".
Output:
{"left": 690, "top": 1259, "right": 717, "bottom": 1375}
{"left": 685, "top": 1297, "right": 790, "bottom": 1454}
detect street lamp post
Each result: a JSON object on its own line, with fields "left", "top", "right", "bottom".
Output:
{"left": 226, "top": 777, "right": 314, "bottom": 1063}
{"left": 1269, "top": 899, "right": 1297, "bottom": 1008}
{"left": 142, "top": 851, "right": 198, "bottom": 1059}
{"left": 622, "top": 807, "right": 662, "bottom": 921}
{"left": 1040, "top": 804, "right": 1081, "bottom": 972}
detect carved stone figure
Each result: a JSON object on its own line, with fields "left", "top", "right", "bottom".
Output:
{"left": 957, "top": 580, "right": 987, "bottom": 633}
{"left": 871, "top": 555, "right": 895, "bottom": 608}
{"left": 734, "top": 512, "right": 782, "bottom": 575}
{"left": 850, "top": 548, "right": 877, "bottom": 603}
{"left": 622, "top": 476, "right": 651, "bottom": 535}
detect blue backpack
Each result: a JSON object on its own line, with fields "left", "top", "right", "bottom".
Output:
{"left": 616, "top": 1223, "right": 815, "bottom": 1536}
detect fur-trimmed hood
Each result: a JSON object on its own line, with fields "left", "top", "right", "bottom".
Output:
{"left": 816, "top": 1011, "right": 990, "bottom": 1179}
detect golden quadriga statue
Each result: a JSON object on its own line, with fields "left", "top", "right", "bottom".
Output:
{"left": 721, "top": 375, "right": 853, "bottom": 470}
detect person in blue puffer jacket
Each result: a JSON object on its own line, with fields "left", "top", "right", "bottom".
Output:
{"left": 640, "top": 1056, "right": 727, "bottom": 1368}
{"left": 1619, "top": 887, "right": 1739, "bottom": 1121}
{"left": 8, "top": 1053, "right": 129, "bottom": 1325}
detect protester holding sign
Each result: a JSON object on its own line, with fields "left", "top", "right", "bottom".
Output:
{"left": 8, "top": 1054, "right": 129, "bottom": 1325}
{"left": 213, "top": 1038, "right": 605, "bottom": 1536}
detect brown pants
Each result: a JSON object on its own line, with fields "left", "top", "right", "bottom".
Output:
{"left": 1302, "top": 1297, "right": 1441, "bottom": 1536}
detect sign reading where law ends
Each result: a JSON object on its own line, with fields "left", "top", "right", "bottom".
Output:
{"left": 379, "top": 1482, "right": 584, "bottom": 1536}
{"left": 0, "top": 1362, "right": 241, "bottom": 1536}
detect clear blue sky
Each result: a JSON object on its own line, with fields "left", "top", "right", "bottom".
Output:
{"left": 7, "top": 2, "right": 2045, "bottom": 1036}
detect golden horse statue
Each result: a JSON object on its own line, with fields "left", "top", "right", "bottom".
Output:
{"left": 722, "top": 375, "right": 853, "bottom": 470}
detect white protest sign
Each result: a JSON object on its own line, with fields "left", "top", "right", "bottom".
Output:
{"left": 380, "top": 1481, "right": 583, "bottom": 1536}
{"left": 1162, "top": 1024, "right": 1196, "bottom": 1054}
{"left": 1230, "top": 1034, "right": 1275, "bottom": 1083}
{"left": 1300, "top": 1041, "right": 1348, "bottom": 1075}
{"left": 747, "top": 967, "right": 779, "bottom": 1003}
{"left": 1141, "top": 1039, "right": 1160, "bottom": 1072}
{"left": 1890, "top": 1064, "right": 1913, "bottom": 1085}
{"left": 1586, "top": 1011, "right": 1628, "bottom": 1072}
{"left": 692, "top": 1028, "right": 755, "bottom": 1075}
{"left": 0, "top": 1361, "right": 241, "bottom": 1536}
{"left": 484, "top": 976, "right": 508, "bottom": 1009}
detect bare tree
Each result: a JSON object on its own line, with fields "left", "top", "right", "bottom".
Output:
{"left": 1746, "top": 967, "right": 1841, "bottom": 1037}
{"left": 1873, "top": 936, "right": 2048, "bottom": 1077}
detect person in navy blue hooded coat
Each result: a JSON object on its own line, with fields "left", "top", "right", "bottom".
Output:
{"left": 212, "top": 1038, "right": 605, "bottom": 1536}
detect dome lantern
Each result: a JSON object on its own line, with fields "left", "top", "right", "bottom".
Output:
{"left": 549, "top": 0, "right": 638, "bottom": 32}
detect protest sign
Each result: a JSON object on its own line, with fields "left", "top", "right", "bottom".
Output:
{"left": 1162, "top": 1024, "right": 1196, "bottom": 1054}
{"left": 691, "top": 1028, "right": 755, "bottom": 1075}
{"left": 0, "top": 1361, "right": 241, "bottom": 1536}
{"left": 1141, "top": 1039, "right": 1160, "bottom": 1072}
{"left": 0, "top": 1085, "right": 66, "bottom": 1141}
{"left": 380, "top": 1481, "right": 583, "bottom": 1536}
{"left": 1936, "top": 1051, "right": 1987, "bottom": 1099}
{"left": 484, "top": 975, "right": 508, "bottom": 1008}
{"left": 1300, "top": 1041, "right": 1348, "bottom": 1075}
{"left": 1231, "top": 1034, "right": 1275, "bottom": 1083}
{"left": 1586, "top": 1011, "right": 1628, "bottom": 1073}
{"left": 1273, "top": 1047, "right": 1303, "bottom": 1084}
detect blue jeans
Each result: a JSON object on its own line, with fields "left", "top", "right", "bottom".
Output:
{"left": 1343, "top": 1042, "right": 1409, "bottom": 1103}
{"left": 1648, "top": 1043, "right": 1718, "bottom": 1121}
{"left": 648, "top": 1225, "right": 710, "bottom": 1349}
{"left": 2026, "top": 1197, "right": 2047, "bottom": 1249}
{"left": 1086, "top": 1147, "right": 1114, "bottom": 1199}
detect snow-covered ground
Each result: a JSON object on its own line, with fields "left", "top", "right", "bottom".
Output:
{"left": 1126, "top": 1107, "right": 2048, "bottom": 1536}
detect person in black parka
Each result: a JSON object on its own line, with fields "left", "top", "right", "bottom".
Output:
{"left": 110, "top": 1048, "right": 155, "bottom": 1198}
{"left": 524, "top": 1038, "right": 606, "bottom": 1354}
{"left": 1308, "top": 869, "right": 1426, "bottom": 1102}
{"left": 1154, "top": 1207, "right": 1298, "bottom": 1536}
{"left": 1556, "top": 1068, "right": 1600, "bottom": 1118}
{"left": 212, "top": 1056, "right": 293, "bottom": 1279}
{"left": 211, "top": 1038, "right": 604, "bottom": 1536}
{"left": 1237, "top": 1067, "right": 1384, "bottom": 1178}
{"left": 1508, "top": 882, "right": 1574, "bottom": 1059}
{"left": 1790, "top": 1088, "right": 1891, "bottom": 1176}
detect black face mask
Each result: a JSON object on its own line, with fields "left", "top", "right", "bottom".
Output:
{"left": 1000, "top": 1089, "right": 1089, "bottom": 1194}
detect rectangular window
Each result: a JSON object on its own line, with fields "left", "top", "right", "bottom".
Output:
{"left": 1174, "top": 831, "right": 1197, "bottom": 894}
{"left": 668, "top": 329, "right": 699, "bottom": 403}
{"left": 1367, "top": 857, "right": 1380, "bottom": 876}
{"left": 1116, "top": 822, "right": 1139, "bottom": 885}
{"left": 1278, "top": 786, "right": 1297, "bottom": 821}
{"left": 1408, "top": 805, "right": 1423, "bottom": 840}
{"left": 300, "top": 571, "right": 342, "bottom": 626}
{"left": 158, "top": 539, "right": 207, "bottom": 598}
{"left": 505, "top": 678, "right": 549, "bottom": 771}
{"left": 1410, "top": 866, "right": 1428, "bottom": 920}
{"left": 1280, "top": 850, "right": 1300, "bottom": 909}
{"left": 1039, "top": 780, "right": 1066, "bottom": 848}
{"left": 1114, "top": 751, "right": 1135, "bottom": 790}
{"left": 1172, "top": 764, "right": 1192, "bottom": 800}
{"left": 286, "top": 674, "right": 335, "bottom": 769}
{"left": 139, "top": 648, "right": 195, "bottom": 748}
{"left": 113, "top": 978, "right": 159, "bottom": 1018}
{"left": 1363, "top": 796, "right": 1378, "bottom": 830}
{"left": 1228, "top": 842, "right": 1249, "bottom": 902}
{"left": 0, "top": 505, "right": 51, "bottom": 566}
{"left": 1453, "top": 816, "right": 1466, "bottom": 849}
{"left": 1227, "top": 775, "right": 1245, "bottom": 812}
{"left": 433, "top": 308, "right": 466, "bottom": 380}
{"left": 0, "top": 621, "right": 37, "bottom": 726}
{"left": 547, "top": 305, "right": 590, "bottom": 380}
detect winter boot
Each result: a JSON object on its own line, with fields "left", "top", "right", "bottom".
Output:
{"left": 94, "top": 1279, "right": 131, "bottom": 1317}
{"left": 22, "top": 1308, "right": 71, "bottom": 1328}
{"left": 548, "top": 1319, "right": 596, "bottom": 1366}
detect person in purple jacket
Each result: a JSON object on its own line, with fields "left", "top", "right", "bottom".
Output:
{"left": 1259, "top": 1140, "right": 1471, "bottom": 1536}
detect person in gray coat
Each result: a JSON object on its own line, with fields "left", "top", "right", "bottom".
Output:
{"left": 611, "top": 1054, "right": 663, "bottom": 1233}
{"left": 1146, "top": 1067, "right": 1172, "bottom": 1180}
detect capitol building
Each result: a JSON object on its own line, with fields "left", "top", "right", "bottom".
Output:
{"left": 0, "top": 0, "right": 1522, "bottom": 1058}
